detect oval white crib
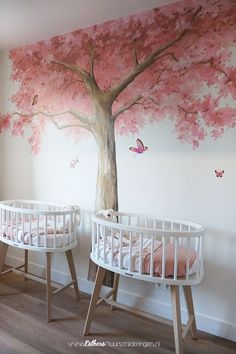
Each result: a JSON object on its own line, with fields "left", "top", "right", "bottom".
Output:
{"left": 0, "top": 200, "right": 80, "bottom": 321}
{"left": 84, "top": 210, "right": 206, "bottom": 354}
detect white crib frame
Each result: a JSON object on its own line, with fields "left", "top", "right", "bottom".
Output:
{"left": 0, "top": 200, "right": 80, "bottom": 321}
{"left": 84, "top": 211, "right": 206, "bottom": 354}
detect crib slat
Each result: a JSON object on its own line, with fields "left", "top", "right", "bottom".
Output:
{"left": 110, "top": 227, "right": 114, "bottom": 266}
{"left": 2, "top": 209, "right": 5, "bottom": 236}
{"left": 170, "top": 222, "right": 174, "bottom": 244}
{"left": 92, "top": 221, "right": 95, "bottom": 256}
{"left": 22, "top": 213, "right": 25, "bottom": 245}
{"left": 6, "top": 210, "right": 9, "bottom": 239}
{"left": 29, "top": 214, "right": 32, "bottom": 246}
{"left": 62, "top": 214, "right": 65, "bottom": 248}
{"left": 186, "top": 237, "right": 191, "bottom": 280}
{"left": 16, "top": 212, "right": 19, "bottom": 243}
{"left": 73, "top": 211, "right": 77, "bottom": 244}
{"left": 36, "top": 214, "right": 39, "bottom": 247}
{"left": 153, "top": 219, "right": 156, "bottom": 230}
{"left": 139, "top": 233, "right": 143, "bottom": 275}
{"left": 179, "top": 224, "right": 183, "bottom": 246}
{"left": 10, "top": 209, "right": 13, "bottom": 241}
{"left": 54, "top": 215, "right": 57, "bottom": 249}
{"left": 137, "top": 216, "right": 140, "bottom": 227}
{"left": 145, "top": 218, "right": 148, "bottom": 228}
{"left": 45, "top": 215, "right": 48, "bottom": 248}
{"left": 200, "top": 235, "right": 204, "bottom": 275}
{"left": 69, "top": 213, "right": 72, "bottom": 245}
{"left": 96, "top": 224, "right": 100, "bottom": 260}
{"left": 103, "top": 226, "right": 106, "bottom": 262}
{"left": 150, "top": 235, "right": 154, "bottom": 277}
{"left": 129, "top": 231, "right": 132, "bottom": 272}
{"left": 195, "top": 236, "right": 200, "bottom": 278}
{"left": 3, "top": 209, "right": 5, "bottom": 237}
{"left": 128, "top": 216, "right": 131, "bottom": 225}
{"left": 174, "top": 237, "right": 179, "bottom": 280}
{"left": 119, "top": 230, "right": 123, "bottom": 269}
{"left": 162, "top": 220, "right": 165, "bottom": 231}
{"left": 161, "top": 236, "right": 166, "bottom": 279}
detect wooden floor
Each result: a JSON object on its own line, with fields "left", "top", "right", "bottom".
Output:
{"left": 0, "top": 272, "right": 235, "bottom": 354}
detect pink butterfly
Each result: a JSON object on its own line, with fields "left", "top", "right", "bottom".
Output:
{"left": 215, "top": 169, "right": 224, "bottom": 178}
{"left": 129, "top": 139, "right": 148, "bottom": 154}
{"left": 70, "top": 156, "right": 79, "bottom": 168}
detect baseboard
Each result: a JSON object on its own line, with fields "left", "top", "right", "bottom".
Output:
{"left": 4, "top": 254, "right": 236, "bottom": 342}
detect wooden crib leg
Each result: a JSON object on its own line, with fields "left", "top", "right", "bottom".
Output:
{"left": 183, "top": 285, "right": 198, "bottom": 340}
{"left": 66, "top": 249, "right": 80, "bottom": 300}
{"left": 170, "top": 285, "right": 184, "bottom": 354}
{"left": 0, "top": 242, "right": 8, "bottom": 273}
{"left": 83, "top": 266, "right": 106, "bottom": 336}
{"left": 24, "top": 250, "right": 28, "bottom": 281}
{"left": 111, "top": 273, "right": 120, "bottom": 310}
{"left": 46, "top": 252, "right": 52, "bottom": 322}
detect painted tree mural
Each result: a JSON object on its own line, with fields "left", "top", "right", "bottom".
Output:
{"left": 0, "top": 0, "right": 236, "bottom": 212}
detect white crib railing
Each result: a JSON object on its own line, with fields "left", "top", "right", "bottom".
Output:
{"left": 91, "top": 211, "right": 205, "bottom": 285}
{"left": 0, "top": 200, "right": 80, "bottom": 252}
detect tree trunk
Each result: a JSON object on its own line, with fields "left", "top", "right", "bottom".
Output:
{"left": 95, "top": 118, "right": 118, "bottom": 211}
{"left": 88, "top": 103, "right": 118, "bottom": 286}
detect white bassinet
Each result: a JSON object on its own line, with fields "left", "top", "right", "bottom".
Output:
{"left": 0, "top": 200, "right": 80, "bottom": 321}
{"left": 0, "top": 199, "right": 80, "bottom": 251}
{"left": 84, "top": 210, "right": 206, "bottom": 354}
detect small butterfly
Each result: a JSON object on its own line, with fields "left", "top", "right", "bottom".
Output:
{"left": 32, "top": 94, "right": 39, "bottom": 106}
{"left": 70, "top": 156, "right": 79, "bottom": 168}
{"left": 215, "top": 169, "right": 224, "bottom": 178}
{"left": 129, "top": 139, "right": 148, "bottom": 154}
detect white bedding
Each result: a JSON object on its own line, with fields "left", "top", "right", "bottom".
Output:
{"left": 1, "top": 222, "right": 72, "bottom": 247}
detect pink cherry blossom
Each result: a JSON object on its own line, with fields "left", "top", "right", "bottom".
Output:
{"left": 0, "top": 0, "right": 235, "bottom": 155}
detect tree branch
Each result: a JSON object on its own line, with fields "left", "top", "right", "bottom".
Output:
{"left": 88, "top": 45, "right": 97, "bottom": 77}
{"left": 12, "top": 108, "right": 91, "bottom": 130}
{"left": 109, "top": 30, "right": 188, "bottom": 101}
{"left": 108, "top": 6, "right": 203, "bottom": 102}
{"left": 62, "top": 79, "right": 83, "bottom": 93}
{"left": 132, "top": 38, "right": 139, "bottom": 67}
{"left": 52, "top": 59, "right": 101, "bottom": 96}
{"left": 178, "top": 105, "right": 198, "bottom": 119}
{"left": 49, "top": 117, "right": 89, "bottom": 131}
{"left": 51, "top": 60, "right": 90, "bottom": 82}
{"left": 180, "top": 57, "right": 232, "bottom": 82}
{"left": 157, "top": 52, "right": 178, "bottom": 62}
{"left": 112, "top": 95, "right": 143, "bottom": 120}
{"left": 150, "top": 66, "right": 167, "bottom": 90}
{"left": 148, "top": 54, "right": 177, "bottom": 91}
{"left": 192, "top": 5, "right": 203, "bottom": 19}
{"left": 148, "top": 96, "right": 160, "bottom": 106}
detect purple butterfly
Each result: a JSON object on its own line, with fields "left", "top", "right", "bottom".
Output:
{"left": 215, "top": 169, "right": 224, "bottom": 178}
{"left": 129, "top": 139, "right": 148, "bottom": 154}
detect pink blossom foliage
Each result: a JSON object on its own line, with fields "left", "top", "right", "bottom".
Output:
{"left": 1, "top": 0, "right": 236, "bottom": 153}
{"left": 0, "top": 113, "right": 10, "bottom": 132}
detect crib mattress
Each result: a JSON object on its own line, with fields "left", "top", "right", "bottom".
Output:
{"left": 95, "top": 235, "right": 197, "bottom": 277}
{"left": 1, "top": 222, "right": 71, "bottom": 248}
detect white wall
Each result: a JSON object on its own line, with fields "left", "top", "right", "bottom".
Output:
{"left": 0, "top": 51, "right": 236, "bottom": 341}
